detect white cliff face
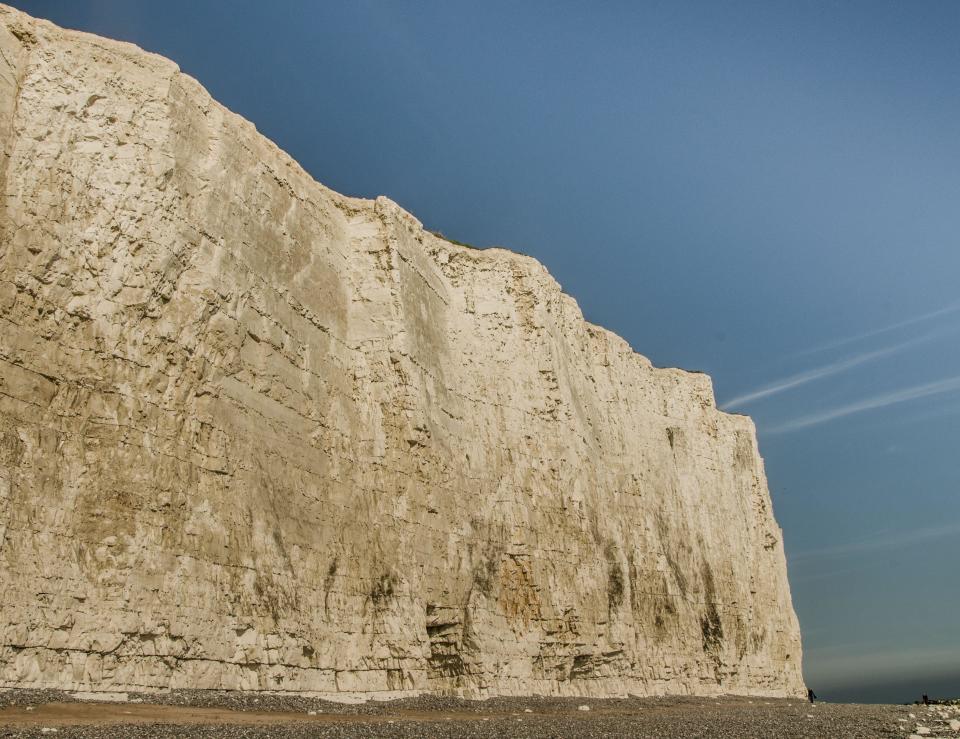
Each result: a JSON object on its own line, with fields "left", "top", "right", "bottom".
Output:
{"left": 0, "top": 5, "right": 804, "bottom": 699}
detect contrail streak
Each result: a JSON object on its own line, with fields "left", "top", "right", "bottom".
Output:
{"left": 798, "top": 300, "right": 960, "bottom": 357}
{"left": 722, "top": 330, "right": 940, "bottom": 410}
{"left": 791, "top": 520, "right": 960, "bottom": 561}
{"left": 765, "top": 375, "right": 960, "bottom": 434}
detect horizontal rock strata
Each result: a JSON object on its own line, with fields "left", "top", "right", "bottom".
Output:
{"left": 0, "top": 4, "right": 804, "bottom": 699}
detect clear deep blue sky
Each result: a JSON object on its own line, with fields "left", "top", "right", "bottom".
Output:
{"left": 15, "top": 0, "right": 960, "bottom": 703}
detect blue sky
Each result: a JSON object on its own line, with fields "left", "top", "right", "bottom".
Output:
{"left": 15, "top": 0, "right": 960, "bottom": 702}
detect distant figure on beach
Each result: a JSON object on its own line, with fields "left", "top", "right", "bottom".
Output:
{"left": 808, "top": 688, "right": 817, "bottom": 704}
{"left": 922, "top": 694, "right": 929, "bottom": 705}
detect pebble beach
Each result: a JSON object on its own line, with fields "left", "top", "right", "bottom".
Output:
{"left": 1, "top": 690, "right": 958, "bottom": 738}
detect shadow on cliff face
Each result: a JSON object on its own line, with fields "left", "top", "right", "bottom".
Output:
{"left": 700, "top": 562, "right": 725, "bottom": 668}
{"left": 626, "top": 551, "right": 679, "bottom": 642}
{"left": 605, "top": 541, "right": 625, "bottom": 616}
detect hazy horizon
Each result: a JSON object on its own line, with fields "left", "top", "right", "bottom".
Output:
{"left": 821, "top": 667, "right": 960, "bottom": 705}
{"left": 13, "top": 0, "right": 960, "bottom": 703}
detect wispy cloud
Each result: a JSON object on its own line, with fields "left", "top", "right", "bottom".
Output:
{"left": 798, "top": 300, "right": 960, "bottom": 357}
{"left": 765, "top": 375, "right": 960, "bottom": 434}
{"left": 791, "top": 519, "right": 960, "bottom": 562}
{"left": 721, "top": 329, "right": 944, "bottom": 410}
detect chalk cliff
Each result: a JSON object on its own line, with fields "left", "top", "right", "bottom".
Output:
{"left": 0, "top": 5, "right": 804, "bottom": 699}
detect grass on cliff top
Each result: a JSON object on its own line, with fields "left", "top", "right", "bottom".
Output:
{"left": 427, "top": 230, "right": 483, "bottom": 249}
{"left": 428, "top": 229, "right": 533, "bottom": 258}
